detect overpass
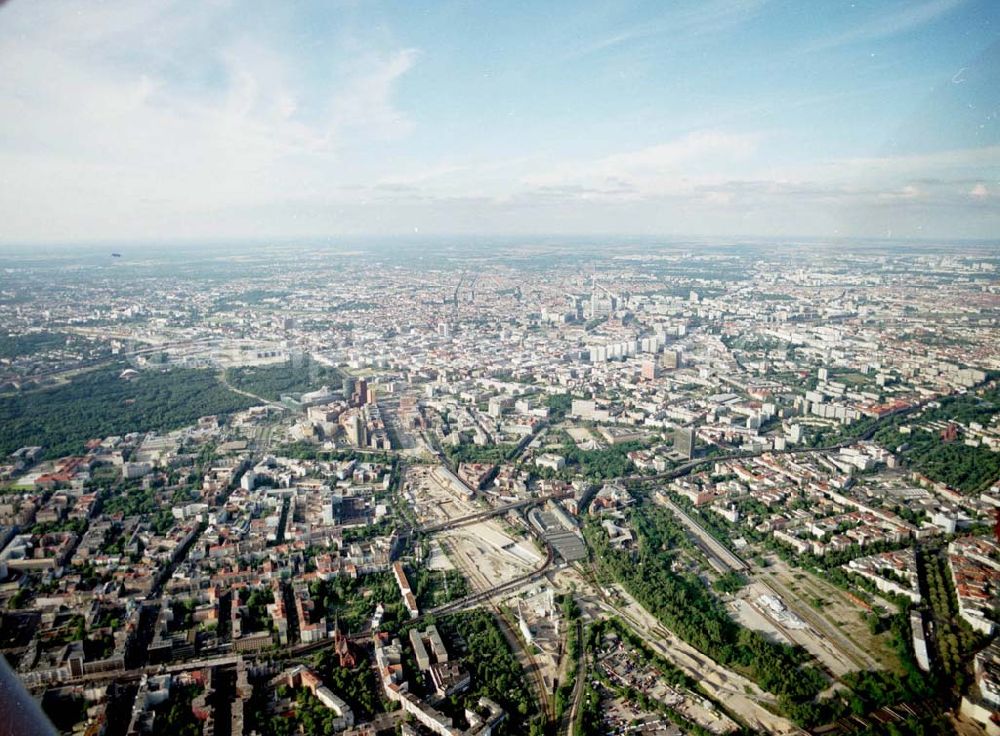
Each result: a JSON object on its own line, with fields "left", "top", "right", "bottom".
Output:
{"left": 414, "top": 494, "right": 563, "bottom": 535}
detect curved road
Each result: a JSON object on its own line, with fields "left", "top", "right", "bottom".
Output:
{"left": 217, "top": 370, "right": 287, "bottom": 410}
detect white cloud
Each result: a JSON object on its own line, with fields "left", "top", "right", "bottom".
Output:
{"left": 330, "top": 48, "right": 421, "bottom": 140}
{"left": 803, "top": 0, "right": 968, "bottom": 52}
{"left": 0, "top": 1, "right": 994, "bottom": 242}
{"left": 522, "top": 131, "right": 762, "bottom": 196}
{"left": 806, "top": 146, "right": 1000, "bottom": 183}
{"left": 566, "top": 0, "right": 771, "bottom": 60}
{"left": 0, "top": 0, "right": 420, "bottom": 241}
{"left": 877, "top": 184, "right": 923, "bottom": 201}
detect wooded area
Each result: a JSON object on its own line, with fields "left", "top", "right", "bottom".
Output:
{"left": 224, "top": 355, "right": 342, "bottom": 401}
{"left": 0, "top": 364, "right": 256, "bottom": 458}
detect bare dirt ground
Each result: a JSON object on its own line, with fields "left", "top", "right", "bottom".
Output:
{"left": 438, "top": 521, "right": 539, "bottom": 592}
{"left": 756, "top": 557, "right": 901, "bottom": 673}
{"left": 736, "top": 580, "right": 864, "bottom": 677}
{"left": 403, "top": 464, "right": 479, "bottom": 525}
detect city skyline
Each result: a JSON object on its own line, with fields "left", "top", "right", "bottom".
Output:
{"left": 0, "top": 241, "right": 997, "bottom": 735}
{"left": 0, "top": 0, "right": 998, "bottom": 244}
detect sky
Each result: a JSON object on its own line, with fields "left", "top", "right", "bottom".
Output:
{"left": 0, "top": 0, "right": 997, "bottom": 244}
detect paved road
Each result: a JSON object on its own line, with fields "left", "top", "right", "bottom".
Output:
{"left": 217, "top": 370, "right": 287, "bottom": 410}
{"left": 27, "top": 389, "right": 937, "bottom": 732}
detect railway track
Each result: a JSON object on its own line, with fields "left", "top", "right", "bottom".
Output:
{"left": 415, "top": 495, "right": 556, "bottom": 535}
{"left": 443, "top": 536, "right": 555, "bottom": 724}
{"left": 562, "top": 618, "right": 587, "bottom": 736}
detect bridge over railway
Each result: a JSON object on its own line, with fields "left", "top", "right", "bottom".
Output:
{"left": 412, "top": 493, "right": 565, "bottom": 535}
